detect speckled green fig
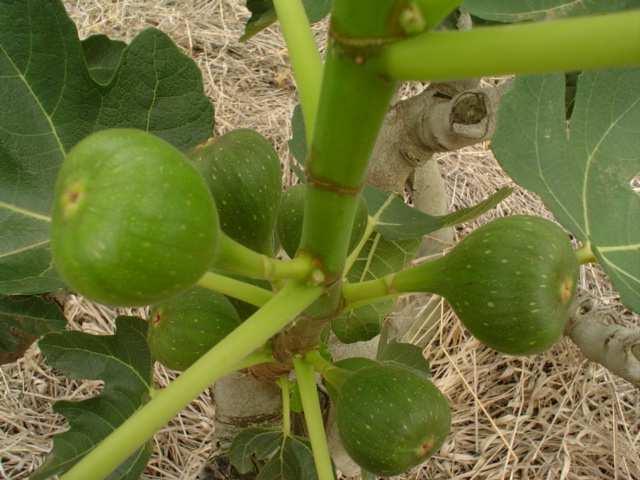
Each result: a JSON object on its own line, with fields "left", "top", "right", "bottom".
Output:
{"left": 276, "top": 184, "right": 368, "bottom": 258}
{"left": 51, "top": 129, "right": 219, "bottom": 307}
{"left": 147, "top": 287, "right": 241, "bottom": 371}
{"left": 190, "top": 129, "right": 281, "bottom": 255}
{"left": 336, "top": 364, "right": 451, "bottom": 476}
{"left": 442, "top": 216, "right": 578, "bottom": 355}
{"left": 396, "top": 215, "right": 579, "bottom": 355}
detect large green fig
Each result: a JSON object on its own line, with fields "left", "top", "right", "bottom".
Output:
{"left": 397, "top": 215, "right": 579, "bottom": 355}
{"left": 336, "top": 364, "right": 451, "bottom": 476}
{"left": 51, "top": 129, "right": 219, "bottom": 307}
{"left": 147, "top": 287, "right": 241, "bottom": 371}
{"left": 276, "top": 184, "right": 368, "bottom": 258}
{"left": 190, "top": 129, "right": 281, "bottom": 254}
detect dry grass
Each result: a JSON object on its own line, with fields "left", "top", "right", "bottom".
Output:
{"left": 1, "top": 1, "right": 639, "bottom": 479}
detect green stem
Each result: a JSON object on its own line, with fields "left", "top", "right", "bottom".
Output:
{"left": 305, "top": 350, "right": 334, "bottom": 375}
{"left": 342, "top": 256, "right": 447, "bottom": 305}
{"left": 343, "top": 192, "right": 396, "bottom": 277}
{"left": 305, "top": 350, "right": 348, "bottom": 391}
{"left": 197, "top": 271, "right": 274, "bottom": 306}
{"left": 214, "top": 234, "right": 318, "bottom": 282}
{"left": 277, "top": 377, "right": 292, "bottom": 437}
{"left": 301, "top": 1, "right": 402, "bottom": 281}
{"left": 293, "top": 357, "right": 335, "bottom": 480}
{"left": 61, "top": 282, "right": 323, "bottom": 480}
{"left": 272, "top": 0, "right": 323, "bottom": 139}
{"left": 380, "top": 11, "right": 640, "bottom": 81}
{"left": 343, "top": 216, "right": 376, "bottom": 276}
{"left": 576, "top": 242, "right": 597, "bottom": 265}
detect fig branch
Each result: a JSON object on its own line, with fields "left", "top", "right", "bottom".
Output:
{"left": 61, "top": 281, "right": 323, "bottom": 480}
{"left": 379, "top": 11, "right": 640, "bottom": 81}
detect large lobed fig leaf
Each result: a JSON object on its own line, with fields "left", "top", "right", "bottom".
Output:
{"left": 0, "top": 295, "right": 65, "bottom": 364}
{"left": 33, "top": 316, "right": 153, "bottom": 479}
{"left": 463, "top": 0, "right": 640, "bottom": 23}
{"left": 0, "top": 0, "right": 214, "bottom": 295}
{"left": 492, "top": 70, "right": 640, "bottom": 312}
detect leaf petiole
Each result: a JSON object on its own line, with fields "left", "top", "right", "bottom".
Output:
{"left": 277, "top": 377, "right": 292, "bottom": 437}
{"left": 293, "top": 357, "right": 335, "bottom": 480}
{"left": 272, "top": 0, "right": 323, "bottom": 139}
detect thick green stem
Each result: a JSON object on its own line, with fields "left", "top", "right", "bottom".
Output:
{"left": 61, "top": 282, "right": 323, "bottom": 480}
{"left": 214, "top": 234, "right": 318, "bottom": 282}
{"left": 273, "top": 0, "right": 323, "bottom": 139}
{"left": 293, "top": 357, "right": 335, "bottom": 480}
{"left": 380, "top": 11, "right": 640, "bottom": 81}
{"left": 576, "top": 242, "right": 597, "bottom": 265}
{"left": 300, "top": 2, "right": 402, "bottom": 281}
{"left": 197, "top": 271, "right": 274, "bottom": 306}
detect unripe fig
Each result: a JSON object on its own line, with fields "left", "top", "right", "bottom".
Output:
{"left": 51, "top": 129, "right": 219, "bottom": 306}
{"left": 276, "top": 184, "right": 368, "bottom": 258}
{"left": 190, "top": 129, "right": 281, "bottom": 255}
{"left": 336, "top": 364, "right": 451, "bottom": 476}
{"left": 147, "top": 287, "right": 241, "bottom": 371}
{"left": 396, "top": 215, "right": 579, "bottom": 355}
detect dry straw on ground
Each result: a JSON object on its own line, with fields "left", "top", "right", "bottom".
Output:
{"left": 1, "top": 1, "right": 638, "bottom": 479}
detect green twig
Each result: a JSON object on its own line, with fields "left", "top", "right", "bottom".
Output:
{"left": 197, "top": 271, "right": 274, "bottom": 306}
{"left": 342, "top": 256, "right": 446, "bottom": 305}
{"left": 343, "top": 216, "right": 376, "bottom": 277}
{"left": 277, "top": 377, "right": 292, "bottom": 437}
{"left": 273, "top": 0, "right": 323, "bottom": 139}
{"left": 61, "top": 282, "right": 323, "bottom": 480}
{"left": 214, "top": 234, "right": 318, "bottom": 282}
{"left": 380, "top": 11, "right": 640, "bottom": 81}
{"left": 293, "top": 357, "right": 335, "bottom": 480}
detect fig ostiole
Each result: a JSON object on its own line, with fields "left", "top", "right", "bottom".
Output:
{"left": 51, "top": 128, "right": 220, "bottom": 307}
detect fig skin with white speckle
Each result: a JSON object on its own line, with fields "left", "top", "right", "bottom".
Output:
{"left": 437, "top": 216, "right": 578, "bottom": 355}
{"left": 336, "top": 364, "right": 451, "bottom": 476}
{"left": 394, "top": 215, "right": 579, "bottom": 355}
{"left": 147, "top": 287, "right": 241, "bottom": 371}
{"left": 51, "top": 129, "right": 220, "bottom": 307}
{"left": 190, "top": 129, "right": 281, "bottom": 255}
{"left": 276, "top": 184, "right": 368, "bottom": 258}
